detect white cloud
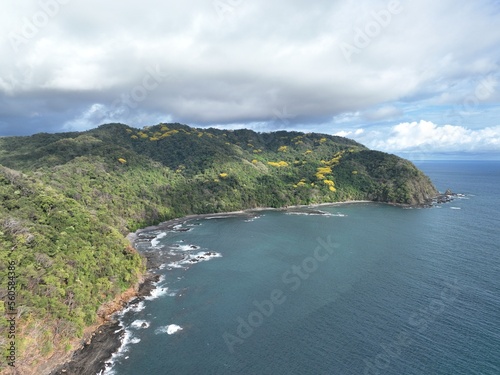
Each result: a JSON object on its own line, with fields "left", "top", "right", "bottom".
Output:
{"left": 62, "top": 103, "right": 170, "bottom": 132}
{"left": 348, "top": 120, "right": 500, "bottom": 154}
{"left": 363, "top": 106, "right": 402, "bottom": 121}
{"left": 0, "top": 0, "right": 499, "bottom": 142}
{"left": 334, "top": 128, "right": 364, "bottom": 138}
{"left": 63, "top": 103, "right": 108, "bottom": 132}
{"left": 334, "top": 130, "right": 350, "bottom": 137}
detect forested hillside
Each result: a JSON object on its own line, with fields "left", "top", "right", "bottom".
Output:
{"left": 0, "top": 123, "right": 438, "bottom": 373}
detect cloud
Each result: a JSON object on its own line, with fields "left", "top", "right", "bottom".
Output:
{"left": 346, "top": 120, "right": 500, "bottom": 155}
{"left": 363, "top": 106, "right": 402, "bottom": 121}
{"left": 334, "top": 129, "right": 365, "bottom": 138}
{"left": 62, "top": 103, "right": 172, "bottom": 132}
{"left": 0, "top": 0, "right": 499, "bottom": 144}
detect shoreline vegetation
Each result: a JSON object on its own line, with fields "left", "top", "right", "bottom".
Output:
{"left": 0, "top": 123, "right": 439, "bottom": 374}
{"left": 49, "top": 202, "right": 367, "bottom": 374}
{"left": 47, "top": 272, "right": 159, "bottom": 375}
{"left": 46, "top": 199, "right": 443, "bottom": 375}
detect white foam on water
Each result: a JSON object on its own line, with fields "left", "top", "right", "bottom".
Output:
{"left": 166, "top": 261, "right": 186, "bottom": 269}
{"left": 145, "top": 286, "right": 169, "bottom": 301}
{"left": 450, "top": 207, "right": 461, "bottom": 210}
{"left": 151, "top": 232, "right": 167, "bottom": 248}
{"left": 116, "top": 300, "right": 145, "bottom": 318}
{"left": 130, "top": 320, "right": 150, "bottom": 329}
{"left": 180, "top": 251, "right": 222, "bottom": 265}
{"left": 114, "top": 329, "right": 140, "bottom": 353}
{"left": 101, "top": 327, "right": 135, "bottom": 375}
{"left": 244, "top": 215, "right": 262, "bottom": 222}
{"left": 155, "top": 324, "right": 183, "bottom": 335}
{"left": 171, "top": 244, "right": 200, "bottom": 251}
{"left": 286, "top": 210, "right": 337, "bottom": 217}
{"left": 101, "top": 366, "right": 115, "bottom": 375}
{"left": 156, "top": 274, "right": 165, "bottom": 283}
{"left": 100, "top": 273, "right": 166, "bottom": 374}
{"left": 167, "top": 324, "right": 183, "bottom": 334}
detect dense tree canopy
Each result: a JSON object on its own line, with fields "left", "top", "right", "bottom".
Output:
{"left": 0, "top": 123, "right": 437, "bottom": 372}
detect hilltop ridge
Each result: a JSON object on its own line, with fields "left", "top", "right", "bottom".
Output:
{"left": 0, "top": 123, "right": 438, "bottom": 373}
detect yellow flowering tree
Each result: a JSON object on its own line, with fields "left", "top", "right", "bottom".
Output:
{"left": 268, "top": 161, "right": 289, "bottom": 167}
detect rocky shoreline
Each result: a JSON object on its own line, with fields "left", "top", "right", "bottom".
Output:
{"left": 44, "top": 208, "right": 296, "bottom": 375}
{"left": 434, "top": 189, "right": 463, "bottom": 204}
{"left": 47, "top": 272, "right": 159, "bottom": 375}
{"left": 130, "top": 201, "right": 375, "bottom": 238}
{"left": 44, "top": 213, "right": 246, "bottom": 375}
{"left": 45, "top": 198, "right": 452, "bottom": 375}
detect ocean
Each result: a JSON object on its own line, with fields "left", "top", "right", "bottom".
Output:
{"left": 103, "top": 161, "right": 500, "bottom": 375}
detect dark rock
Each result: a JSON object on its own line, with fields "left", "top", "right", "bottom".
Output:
{"left": 49, "top": 321, "right": 123, "bottom": 375}
{"left": 49, "top": 272, "right": 160, "bottom": 375}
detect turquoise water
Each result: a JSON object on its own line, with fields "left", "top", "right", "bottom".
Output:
{"left": 105, "top": 161, "right": 500, "bottom": 375}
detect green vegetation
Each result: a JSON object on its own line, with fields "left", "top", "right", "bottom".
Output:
{"left": 0, "top": 123, "right": 438, "bottom": 371}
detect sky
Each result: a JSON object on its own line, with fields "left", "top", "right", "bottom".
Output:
{"left": 1, "top": 0, "right": 500, "bottom": 159}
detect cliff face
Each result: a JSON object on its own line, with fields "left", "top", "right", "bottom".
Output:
{"left": 333, "top": 150, "right": 438, "bottom": 206}
{"left": 403, "top": 171, "right": 439, "bottom": 206}
{"left": 0, "top": 123, "right": 439, "bottom": 372}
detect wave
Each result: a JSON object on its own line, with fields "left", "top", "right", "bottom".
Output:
{"left": 145, "top": 284, "right": 170, "bottom": 301}
{"left": 155, "top": 324, "right": 183, "bottom": 335}
{"left": 179, "top": 251, "right": 222, "bottom": 265}
{"left": 151, "top": 232, "right": 167, "bottom": 248}
{"left": 130, "top": 320, "right": 150, "bottom": 329}
{"left": 115, "top": 300, "right": 146, "bottom": 319}
{"left": 286, "top": 210, "right": 346, "bottom": 217}
{"left": 101, "top": 326, "right": 141, "bottom": 375}
{"left": 166, "top": 262, "right": 186, "bottom": 270}
{"left": 245, "top": 215, "right": 263, "bottom": 222}
{"left": 170, "top": 243, "right": 200, "bottom": 251}
{"left": 145, "top": 287, "right": 169, "bottom": 300}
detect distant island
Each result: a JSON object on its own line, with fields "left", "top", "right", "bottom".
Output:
{"left": 0, "top": 123, "right": 438, "bottom": 374}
